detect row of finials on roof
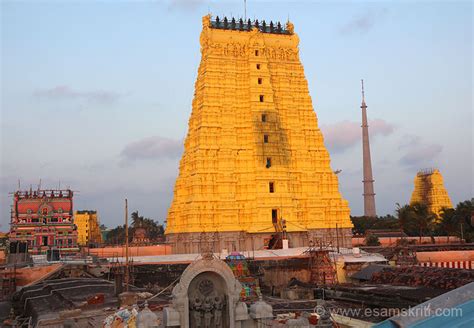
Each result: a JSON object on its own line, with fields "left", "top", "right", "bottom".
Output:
{"left": 16, "top": 190, "right": 72, "bottom": 198}
{"left": 212, "top": 16, "right": 288, "bottom": 34}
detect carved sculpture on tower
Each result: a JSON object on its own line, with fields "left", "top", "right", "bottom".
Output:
{"left": 165, "top": 16, "right": 353, "bottom": 254}
{"left": 410, "top": 168, "right": 453, "bottom": 218}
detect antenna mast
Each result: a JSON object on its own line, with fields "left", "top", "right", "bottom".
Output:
{"left": 244, "top": 0, "right": 247, "bottom": 21}
{"left": 124, "top": 198, "right": 129, "bottom": 292}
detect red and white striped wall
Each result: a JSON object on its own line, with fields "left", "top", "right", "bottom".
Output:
{"left": 419, "top": 261, "right": 474, "bottom": 270}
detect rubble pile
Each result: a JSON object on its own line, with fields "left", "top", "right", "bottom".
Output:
{"left": 370, "top": 266, "right": 474, "bottom": 290}
{"left": 103, "top": 302, "right": 159, "bottom": 328}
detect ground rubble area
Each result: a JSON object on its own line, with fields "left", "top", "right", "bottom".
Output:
{"left": 2, "top": 277, "right": 168, "bottom": 327}
{"left": 5, "top": 283, "right": 448, "bottom": 327}
{"left": 0, "top": 281, "right": 405, "bottom": 327}
{"left": 1, "top": 264, "right": 473, "bottom": 327}
{"left": 259, "top": 285, "right": 445, "bottom": 326}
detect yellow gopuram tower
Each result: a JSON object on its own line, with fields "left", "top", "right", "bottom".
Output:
{"left": 410, "top": 168, "right": 453, "bottom": 218}
{"left": 74, "top": 210, "right": 103, "bottom": 246}
{"left": 166, "top": 16, "right": 353, "bottom": 253}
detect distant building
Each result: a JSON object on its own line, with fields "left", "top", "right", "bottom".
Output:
{"left": 132, "top": 227, "right": 149, "bottom": 245}
{"left": 9, "top": 189, "right": 78, "bottom": 255}
{"left": 74, "top": 210, "right": 103, "bottom": 246}
{"left": 410, "top": 168, "right": 453, "bottom": 218}
{"left": 101, "top": 229, "right": 111, "bottom": 244}
{"left": 365, "top": 229, "right": 408, "bottom": 239}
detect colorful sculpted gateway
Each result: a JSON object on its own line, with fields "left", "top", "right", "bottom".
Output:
{"left": 9, "top": 189, "right": 78, "bottom": 255}
{"left": 165, "top": 16, "right": 353, "bottom": 253}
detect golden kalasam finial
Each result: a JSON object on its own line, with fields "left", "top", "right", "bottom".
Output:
{"left": 286, "top": 21, "right": 294, "bottom": 34}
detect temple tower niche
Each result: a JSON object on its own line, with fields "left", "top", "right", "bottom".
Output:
{"left": 410, "top": 168, "right": 453, "bottom": 218}
{"left": 165, "top": 16, "right": 353, "bottom": 253}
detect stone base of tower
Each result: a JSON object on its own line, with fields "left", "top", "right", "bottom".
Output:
{"left": 166, "top": 228, "right": 352, "bottom": 254}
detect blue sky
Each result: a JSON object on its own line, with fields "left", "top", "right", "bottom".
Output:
{"left": 1, "top": 0, "right": 472, "bottom": 228}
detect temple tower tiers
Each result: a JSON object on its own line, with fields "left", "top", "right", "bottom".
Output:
{"left": 166, "top": 16, "right": 353, "bottom": 254}
{"left": 360, "top": 80, "right": 377, "bottom": 217}
{"left": 410, "top": 168, "right": 453, "bottom": 218}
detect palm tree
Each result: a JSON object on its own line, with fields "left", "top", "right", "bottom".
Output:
{"left": 131, "top": 211, "right": 144, "bottom": 227}
{"left": 439, "top": 208, "right": 458, "bottom": 242}
{"left": 396, "top": 202, "right": 435, "bottom": 242}
{"left": 411, "top": 202, "right": 435, "bottom": 243}
{"left": 396, "top": 203, "right": 416, "bottom": 235}
{"left": 452, "top": 200, "right": 473, "bottom": 242}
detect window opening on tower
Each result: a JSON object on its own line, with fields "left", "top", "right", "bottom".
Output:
{"left": 272, "top": 209, "right": 278, "bottom": 224}
{"left": 266, "top": 157, "right": 272, "bottom": 168}
{"left": 269, "top": 182, "right": 275, "bottom": 193}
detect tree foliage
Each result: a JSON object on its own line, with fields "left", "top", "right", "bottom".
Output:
{"left": 351, "top": 215, "right": 399, "bottom": 235}
{"left": 351, "top": 199, "right": 473, "bottom": 243}
{"left": 365, "top": 234, "right": 381, "bottom": 246}
{"left": 396, "top": 200, "right": 473, "bottom": 242}
{"left": 105, "top": 225, "right": 126, "bottom": 245}
{"left": 104, "top": 211, "right": 165, "bottom": 245}
{"left": 396, "top": 202, "right": 436, "bottom": 241}
{"left": 437, "top": 200, "right": 474, "bottom": 242}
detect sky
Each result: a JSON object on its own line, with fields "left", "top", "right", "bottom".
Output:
{"left": 1, "top": 0, "right": 472, "bottom": 228}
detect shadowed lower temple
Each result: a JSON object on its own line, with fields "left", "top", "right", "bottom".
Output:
{"left": 165, "top": 16, "right": 353, "bottom": 254}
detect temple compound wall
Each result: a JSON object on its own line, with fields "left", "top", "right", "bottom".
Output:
{"left": 166, "top": 16, "right": 353, "bottom": 254}
{"left": 410, "top": 168, "right": 453, "bottom": 218}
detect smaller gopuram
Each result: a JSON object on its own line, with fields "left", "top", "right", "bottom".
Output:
{"left": 74, "top": 210, "right": 103, "bottom": 246}
{"left": 131, "top": 227, "right": 150, "bottom": 245}
{"left": 9, "top": 189, "right": 79, "bottom": 255}
{"left": 410, "top": 168, "right": 453, "bottom": 217}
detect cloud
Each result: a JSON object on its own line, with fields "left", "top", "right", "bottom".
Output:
{"left": 320, "top": 119, "right": 395, "bottom": 153}
{"left": 120, "top": 136, "right": 183, "bottom": 165}
{"left": 340, "top": 9, "right": 387, "bottom": 35}
{"left": 398, "top": 135, "right": 422, "bottom": 149}
{"left": 35, "top": 85, "right": 121, "bottom": 104}
{"left": 398, "top": 135, "right": 442, "bottom": 167}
